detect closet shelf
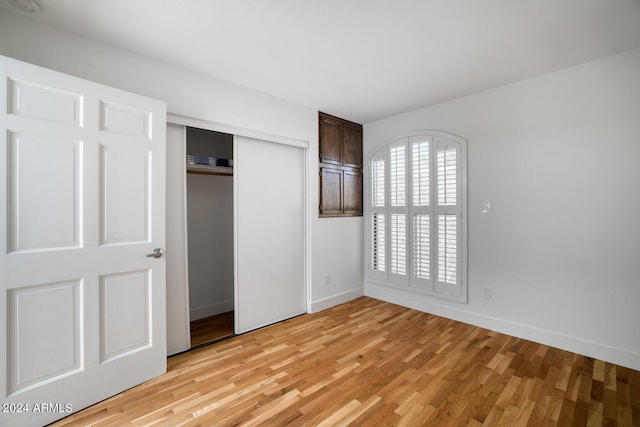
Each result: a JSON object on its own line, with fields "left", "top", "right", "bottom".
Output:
{"left": 187, "top": 164, "right": 233, "bottom": 176}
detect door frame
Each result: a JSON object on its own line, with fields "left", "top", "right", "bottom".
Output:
{"left": 165, "top": 113, "right": 310, "bottom": 355}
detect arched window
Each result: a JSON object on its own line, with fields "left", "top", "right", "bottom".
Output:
{"left": 365, "top": 132, "right": 468, "bottom": 302}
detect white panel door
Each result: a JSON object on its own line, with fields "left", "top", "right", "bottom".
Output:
{"left": 235, "top": 136, "right": 306, "bottom": 334}
{"left": 0, "top": 56, "right": 166, "bottom": 427}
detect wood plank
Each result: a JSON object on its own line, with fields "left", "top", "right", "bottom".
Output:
{"left": 190, "top": 311, "right": 234, "bottom": 347}
{"left": 50, "top": 297, "right": 640, "bottom": 426}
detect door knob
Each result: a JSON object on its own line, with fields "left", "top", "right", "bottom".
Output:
{"left": 146, "top": 248, "right": 164, "bottom": 258}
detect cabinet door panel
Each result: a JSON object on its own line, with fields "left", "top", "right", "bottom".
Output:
{"left": 343, "top": 170, "right": 362, "bottom": 215}
{"left": 319, "top": 115, "right": 343, "bottom": 165}
{"left": 343, "top": 123, "right": 362, "bottom": 168}
{"left": 318, "top": 112, "right": 362, "bottom": 217}
{"left": 320, "top": 167, "right": 343, "bottom": 216}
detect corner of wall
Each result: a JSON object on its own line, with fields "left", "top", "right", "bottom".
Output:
{"left": 310, "top": 287, "right": 364, "bottom": 313}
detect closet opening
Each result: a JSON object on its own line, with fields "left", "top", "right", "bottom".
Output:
{"left": 185, "top": 126, "right": 234, "bottom": 347}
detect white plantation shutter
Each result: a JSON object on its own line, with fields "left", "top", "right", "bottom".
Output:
{"left": 371, "top": 213, "right": 385, "bottom": 272}
{"left": 390, "top": 213, "right": 407, "bottom": 275}
{"left": 434, "top": 138, "right": 463, "bottom": 298}
{"left": 412, "top": 213, "right": 430, "bottom": 280}
{"left": 412, "top": 139, "right": 429, "bottom": 206}
{"left": 437, "top": 214, "right": 457, "bottom": 284}
{"left": 388, "top": 142, "right": 408, "bottom": 285}
{"left": 366, "top": 132, "right": 466, "bottom": 302}
{"left": 437, "top": 144, "right": 457, "bottom": 206}
{"left": 369, "top": 154, "right": 386, "bottom": 278}
{"left": 409, "top": 136, "right": 432, "bottom": 290}
{"left": 371, "top": 159, "right": 385, "bottom": 208}
{"left": 390, "top": 144, "right": 406, "bottom": 207}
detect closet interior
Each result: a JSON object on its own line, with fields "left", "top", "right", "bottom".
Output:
{"left": 186, "top": 126, "right": 235, "bottom": 347}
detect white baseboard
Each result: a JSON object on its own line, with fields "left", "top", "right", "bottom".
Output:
{"left": 190, "top": 299, "right": 234, "bottom": 322}
{"left": 310, "top": 287, "right": 364, "bottom": 313}
{"left": 366, "top": 283, "right": 640, "bottom": 371}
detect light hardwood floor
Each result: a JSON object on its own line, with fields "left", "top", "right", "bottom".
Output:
{"left": 51, "top": 297, "right": 639, "bottom": 426}
{"left": 190, "top": 312, "right": 235, "bottom": 348}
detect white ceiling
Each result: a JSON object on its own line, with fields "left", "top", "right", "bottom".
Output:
{"left": 2, "top": 0, "right": 640, "bottom": 123}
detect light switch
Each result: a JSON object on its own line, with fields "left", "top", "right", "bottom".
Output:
{"left": 482, "top": 201, "right": 492, "bottom": 214}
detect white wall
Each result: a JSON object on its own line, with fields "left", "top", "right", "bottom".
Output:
{"left": 0, "top": 12, "right": 364, "bottom": 349}
{"left": 364, "top": 48, "right": 640, "bottom": 370}
{"left": 312, "top": 218, "right": 364, "bottom": 311}
{"left": 187, "top": 174, "right": 234, "bottom": 320}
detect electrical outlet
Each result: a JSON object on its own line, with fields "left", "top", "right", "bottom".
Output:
{"left": 323, "top": 273, "right": 331, "bottom": 285}
{"left": 483, "top": 287, "right": 492, "bottom": 299}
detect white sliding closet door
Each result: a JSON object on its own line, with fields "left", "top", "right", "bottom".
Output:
{"left": 235, "top": 136, "right": 306, "bottom": 333}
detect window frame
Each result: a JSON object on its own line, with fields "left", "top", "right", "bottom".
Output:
{"left": 364, "top": 131, "right": 468, "bottom": 303}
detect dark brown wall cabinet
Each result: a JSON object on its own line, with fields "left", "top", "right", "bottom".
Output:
{"left": 319, "top": 112, "right": 363, "bottom": 217}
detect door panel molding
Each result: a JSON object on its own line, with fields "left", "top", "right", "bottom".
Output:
{"left": 7, "top": 279, "right": 83, "bottom": 395}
